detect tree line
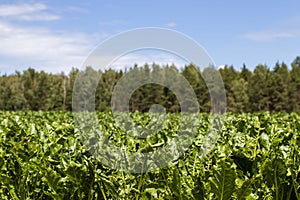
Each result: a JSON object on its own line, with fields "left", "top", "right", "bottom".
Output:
{"left": 1, "top": 56, "right": 300, "bottom": 113}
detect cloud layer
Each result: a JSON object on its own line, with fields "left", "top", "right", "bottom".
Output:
{"left": 0, "top": 3, "right": 60, "bottom": 21}
{"left": 0, "top": 20, "right": 101, "bottom": 73}
{"left": 0, "top": 3, "right": 102, "bottom": 73}
{"left": 110, "top": 51, "right": 188, "bottom": 71}
{"left": 243, "top": 16, "right": 300, "bottom": 42}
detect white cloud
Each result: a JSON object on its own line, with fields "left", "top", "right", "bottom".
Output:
{"left": 243, "top": 29, "right": 300, "bottom": 41}
{"left": 0, "top": 3, "right": 60, "bottom": 21}
{"left": 0, "top": 21, "right": 102, "bottom": 73}
{"left": 242, "top": 15, "right": 300, "bottom": 42}
{"left": 0, "top": 3, "right": 112, "bottom": 73}
{"left": 218, "top": 65, "right": 226, "bottom": 69}
{"left": 16, "top": 13, "right": 60, "bottom": 21}
{"left": 167, "top": 22, "right": 177, "bottom": 28}
{"left": 0, "top": 3, "right": 45, "bottom": 16}
{"left": 108, "top": 52, "right": 188, "bottom": 71}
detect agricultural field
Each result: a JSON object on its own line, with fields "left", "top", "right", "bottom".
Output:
{"left": 0, "top": 111, "right": 300, "bottom": 199}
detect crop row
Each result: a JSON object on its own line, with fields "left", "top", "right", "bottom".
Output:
{"left": 0, "top": 112, "right": 299, "bottom": 199}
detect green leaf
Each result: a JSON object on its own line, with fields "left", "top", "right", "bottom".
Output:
{"left": 170, "top": 168, "right": 182, "bottom": 199}
{"left": 209, "top": 161, "right": 236, "bottom": 200}
{"left": 236, "top": 179, "right": 252, "bottom": 199}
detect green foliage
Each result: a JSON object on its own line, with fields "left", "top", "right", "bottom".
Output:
{"left": 0, "top": 112, "right": 300, "bottom": 199}
{"left": 209, "top": 161, "right": 236, "bottom": 200}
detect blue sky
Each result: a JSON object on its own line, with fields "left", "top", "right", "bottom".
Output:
{"left": 0, "top": 0, "right": 299, "bottom": 74}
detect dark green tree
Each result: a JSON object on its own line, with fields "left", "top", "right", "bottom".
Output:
{"left": 230, "top": 78, "right": 249, "bottom": 112}
{"left": 268, "top": 62, "right": 289, "bottom": 112}
{"left": 289, "top": 57, "right": 300, "bottom": 112}
{"left": 219, "top": 65, "right": 238, "bottom": 112}
{"left": 248, "top": 64, "right": 270, "bottom": 112}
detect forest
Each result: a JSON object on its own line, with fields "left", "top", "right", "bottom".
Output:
{"left": 1, "top": 56, "right": 300, "bottom": 113}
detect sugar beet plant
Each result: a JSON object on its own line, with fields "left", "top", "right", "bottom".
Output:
{"left": 0, "top": 111, "right": 300, "bottom": 199}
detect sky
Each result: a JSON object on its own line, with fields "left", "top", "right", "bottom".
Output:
{"left": 0, "top": 0, "right": 299, "bottom": 74}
